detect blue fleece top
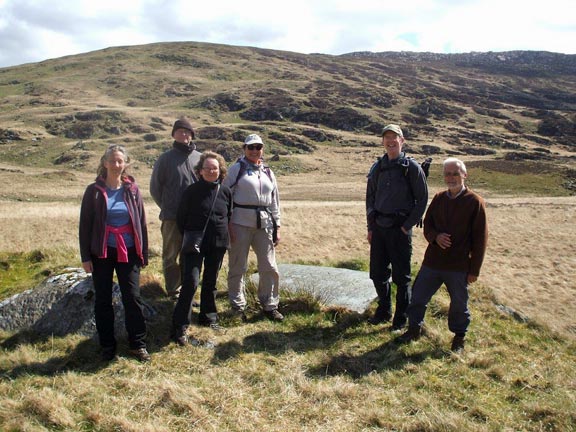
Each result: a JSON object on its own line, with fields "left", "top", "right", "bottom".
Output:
{"left": 106, "top": 187, "right": 134, "bottom": 248}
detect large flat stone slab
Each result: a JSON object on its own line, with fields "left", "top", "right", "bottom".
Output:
{"left": 251, "top": 264, "right": 376, "bottom": 313}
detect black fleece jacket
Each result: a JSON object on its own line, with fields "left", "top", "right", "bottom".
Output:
{"left": 176, "top": 179, "right": 232, "bottom": 250}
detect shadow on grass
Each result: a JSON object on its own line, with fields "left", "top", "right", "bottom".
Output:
{"left": 212, "top": 297, "right": 447, "bottom": 379}
{"left": 0, "top": 334, "right": 112, "bottom": 378}
{"left": 0, "top": 294, "right": 178, "bottom": 379}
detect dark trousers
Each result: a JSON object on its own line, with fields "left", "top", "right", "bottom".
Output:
{"left": 369, "top": 225, "right": 413, "bottom": 327}
{"left": 91, "top": 247, "right": 147, "bottom": 350}
{"left": 408, "top": 265, "right": 471, "bottom": 334}
{"left": 172, "top": 247, "right": 226, "bottom": 334}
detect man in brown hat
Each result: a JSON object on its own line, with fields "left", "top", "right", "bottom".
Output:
{"left": 150, "top": 118, "right": 201, "bottom": 298}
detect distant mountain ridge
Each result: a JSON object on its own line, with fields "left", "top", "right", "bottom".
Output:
{"left": 344, "top": 50, "right": 576, "bottom": 76}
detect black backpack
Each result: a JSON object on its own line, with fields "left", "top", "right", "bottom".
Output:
{"left": 368, "top": 155, "right": 432, "bottom": 227}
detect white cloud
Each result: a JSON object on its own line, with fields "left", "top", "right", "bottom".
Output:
{"left": 0, "top": 0, "right": 574, "bottom": 68}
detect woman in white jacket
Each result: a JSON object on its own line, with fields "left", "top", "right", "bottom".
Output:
{"left": 222, "top": 134, "right": 283, "bottom": 322}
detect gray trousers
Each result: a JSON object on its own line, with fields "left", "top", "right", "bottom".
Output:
{"left": 408, "top": 265, "right": 470, "bottom": 334}
{"left": 227, "top": 223, "right": 280, "bottom": 312}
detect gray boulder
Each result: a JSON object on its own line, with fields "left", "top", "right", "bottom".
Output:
{"left": 0, "top": 268, "right": 156, "bottom": 337}
{"left": 251, "top": 264, "right": 376, "bottom": 313}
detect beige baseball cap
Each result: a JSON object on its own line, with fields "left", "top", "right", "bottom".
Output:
{"left": 381, "top": 124, "right": 403, "bottom": 137}
{"left": 244, "top": 134, "right": 264, "bottom": 146}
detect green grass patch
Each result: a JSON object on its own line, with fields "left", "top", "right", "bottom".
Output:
{"left": 0, "top": 249, "right": 77, "bottom": 300}
{"left": 467, "top": 160, "right": 573, "bottom": 196}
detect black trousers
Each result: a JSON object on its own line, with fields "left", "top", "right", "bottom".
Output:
{"left": 91, "top": 247, "right": 147, "bottom": 350}
{"left": 172, "top": 247, "right": 227, "bottom": 334}
{"left": 369, "top": 225, "right": 413, "bottom": 327}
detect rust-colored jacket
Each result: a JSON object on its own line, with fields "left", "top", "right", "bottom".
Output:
{"left": 423, "top": 188, "right": 487, "bottom": 277}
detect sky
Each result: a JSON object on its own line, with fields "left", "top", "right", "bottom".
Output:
{"left": 0, "top": 0, "right": 575, "bottom": 68}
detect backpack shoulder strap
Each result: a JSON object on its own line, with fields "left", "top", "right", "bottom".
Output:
{"left": 367, "top": 156, "right": 383, "bottom": 179}
{"left": 261, "top": 164, "right": 273, "bottom": 182}
{"left": 230, "top": 158, "right": 274, "bottom": 188}
{"left": 229, "top": 158, "right": 247, "bottom": 189}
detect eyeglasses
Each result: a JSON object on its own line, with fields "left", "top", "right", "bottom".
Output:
{"left": 202, "top": 166, "right": 219, "bottom": 172}
{"left": 444, "top": 171, "right": 461, "bottom": 177}
{"left": 246, "top": 144, "right": 263, "bottom": 151}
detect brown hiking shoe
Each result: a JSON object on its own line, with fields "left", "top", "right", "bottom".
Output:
{"left": 231, "top": 308, "right": 248, "bottom": 323}
{"left": 264, "top": 309, "right": 284, "bottom": 322}
{"left": 129, "top": 348, "right": 151, "bottom": 362}
{"left": 451, "top": 335, "right": 465, "bottom": 353}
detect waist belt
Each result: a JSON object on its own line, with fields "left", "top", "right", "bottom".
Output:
{"left": 233, "top": 203, "right": 276, "bottom": 232}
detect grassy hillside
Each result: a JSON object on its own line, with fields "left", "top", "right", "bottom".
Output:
{"left": 1, "top": 42, "right": 575, "bottom": 184}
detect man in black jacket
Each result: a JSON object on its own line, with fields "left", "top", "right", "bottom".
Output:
{"left": 366, "top": 124, "right": 428, "bottom": 330}
{"left": 150, "top": 118, "right": 201, "bottom": 298}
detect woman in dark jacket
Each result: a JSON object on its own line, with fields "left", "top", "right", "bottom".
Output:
{"left": 79, "top": 144, "right": 150, "bottom": 362}
{"left": 172, "top": 151, "right": 232, "bottom": 345}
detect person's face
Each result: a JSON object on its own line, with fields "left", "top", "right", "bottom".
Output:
{"left": 200, "top": 157, "right": 220, "bottom": 182}
{"left": 382, "top": 131, "right": 404, "bottom": 159}
{"left": 244, "top": 142, "right": 263, "bottom": 164}
{"left": 443, "top": 162, "right": 467, "bottom": 193}
{"left": 104, "top": 151, "right": 126, "bottom": 178}
{"left": 173, "top": 128, "right": 193, "bottom": 145}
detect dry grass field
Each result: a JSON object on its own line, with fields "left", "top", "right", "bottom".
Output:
{"left": 1, "top": 144, "right": 575, "bottom": 339}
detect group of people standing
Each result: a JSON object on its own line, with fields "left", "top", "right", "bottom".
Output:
{"left": 79, "top": 118, "right": 282, "bottom": 362}
{"left": 79, "top": 118, "right": 487, "bottom": 363}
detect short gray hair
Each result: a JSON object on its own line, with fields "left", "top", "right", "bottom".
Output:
{"left": 443, "top": 157, "right": 467, "bottom": 175}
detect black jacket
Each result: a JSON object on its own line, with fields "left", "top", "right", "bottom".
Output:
{"left": 176, "top": 179, "right": 232, "bottom": 250}
{"left": 366, "top": 152, "right": 428, "bottom": 231}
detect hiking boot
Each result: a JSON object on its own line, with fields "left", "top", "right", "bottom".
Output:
{"left": 264, "top": 309, "right": 284, "bottom": 322}
{"left": 101, "top": 346, "right": 116, "bottom": 362}
{"left": 173, "top": 335, "right": 189, "bottom": 346}
{"left": 390, "top": 323, "right": 406, "bottom": 332}
{"left": 129, "top": 347, "right": 151, "bottom": 362}
{"left": 232, "top": 309, "right": 248, "bottom": 322}
{"left": 368, "top": 307, "right": 392, "bottom": 325}
{"left": 395, "top": 326, "right": 422, "bottom": 344}
{"left": 451, "top": 335, "right": 465, "bottom": 353}
{"left": 209, "top": 322, "right": 225, "bottom": 332}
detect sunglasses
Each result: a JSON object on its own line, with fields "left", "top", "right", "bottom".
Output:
{"left": 246, "top": 144, "right": 263, "bottom": 151}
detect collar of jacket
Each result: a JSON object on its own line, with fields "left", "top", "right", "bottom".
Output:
{"left": 95, "top": 175, "right": 135, "bottom": 191}
{"left": 173, "top": 141, "right": 196, "bottom": 154}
